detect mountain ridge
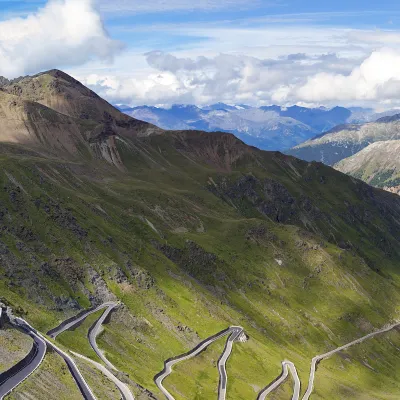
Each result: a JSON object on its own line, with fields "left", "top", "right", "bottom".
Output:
{"left": 0, "top": 69, "right": 164, "bottom": 169}
{"left": 335, "top": 139, "right": 400, "bottom": 194}
{"left": 287, "top": 115, "right": 400, "bottom": 166}
{"left": 122, "top": 102, "right": 400, "bottom": 152}
{"left": 2, "top": 69, "right": 400, "bottom": 400}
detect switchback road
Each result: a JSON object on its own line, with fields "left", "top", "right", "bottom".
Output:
{"left": 71, "top": 351, "right": 135, "bottom": 400}
{"left": 257, "top": 361, "right": 300, "bottom": 400}
{"left": 258, "top": 321, "right": 400, "bottom": 399}
{"left": 48, "top": 302, "right": 116, "bottom": 339}
{"left": 16, "top": 318, "right": 97, "bottom": 400}
{"left": 218, "top": 327, "right": 243, "bottom": 400}
{"left": 302, "top": 321, "right": 400, "bottom": 400}
{"left": 0, "top": 329, "right": 46, "bottom": 400}
{"left": 88, "top": 303, "right": 119, "bottom": 371}
{"left": 155, "top": 326, "right": 244, "bottom": 400}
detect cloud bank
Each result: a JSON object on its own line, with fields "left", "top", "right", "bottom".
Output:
{"left": 0, "top": 0, "right": 121, "bottom": 78}
{"left": 293, "top": 48, "right": 400, "bottom": 103}
{"left": 79, "top": 45, "right": 400, "bottom": 108}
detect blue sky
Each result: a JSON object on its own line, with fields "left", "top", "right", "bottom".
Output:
{"left": 1, "top": 0, "right": 400, "bottom": 108}
{"left": 2, "top": 1, "right": 399, "bottom": 28}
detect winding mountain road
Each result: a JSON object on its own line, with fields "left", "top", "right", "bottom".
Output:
{"left": 302, "top": 321, "right": 400, "bottom": 400}
{"left": 15, "top": 318, "right": 97, "bottom": 400}
{"left": 2, "top": 302, "right": 126, "bottom": 400}
{"left": 0, "top": 329, "right": 46, "bottom": 400}
{"left": 4, "top": 300, "right": 399, "bottom": 400}
{"left": 49, "top": 302, "right": 134, "bottom": 399}
{"left": 155, "top": 326, "right": 244, "bottom": 400}
{"left": 257, "top": 361, "right": 300, "bottom": 400}
{"left": 48, "top": 302, "right": 116, "bottom": 339}
{"left": 258, "top": 321, "right": 400, "bottom": 399}
{"left": 71, "top": 351, "right": 135, "bottom": 400}
{"left": 88, "top": 303, "right": 119, "bottom": 371}
{"left": 218, "top": 327, "right": 244, "bottom": 400}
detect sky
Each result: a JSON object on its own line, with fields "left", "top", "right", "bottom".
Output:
{"left": 1, "top": 0, "right": 400, "bottom": 109}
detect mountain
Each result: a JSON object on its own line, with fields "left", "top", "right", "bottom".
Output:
{"left": 125, "top": 104, "right": 369, "bottom": 151}
{"left": 287, "top": 114, "right": 400, "bottom": 165}
{"left": 125, "top": 103, "right": 400, "bottom": 152}
{"left": 2, "top": 70, "right": 161, "bottom": 136}
{"left": 260, "top": 105, "right": 352, "bottom": 132}
{"left": 0, "top": 70, "right": 162, "bottom": 168}
{"left": 335, "top": 140, "right": 400, "bottom": 194}
{"left": 348, "top": 107, "right": 400, "bottom": 123}
{"left": 2, "top": 70, "right": 400, "bottom": 399}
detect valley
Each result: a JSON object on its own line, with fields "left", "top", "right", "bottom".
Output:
{"left": 0, "top": 70, "right": 400, "bottom": 399}
{"left": 122, "top": 104, "right": 392, "bottom": 152}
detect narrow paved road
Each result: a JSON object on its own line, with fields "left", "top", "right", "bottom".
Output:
{"left": 3, "top": 302, "right": 124, "bottom": 400}
{"left": 48, "top": 302, "right": 116, "bottom": 339}
{"left": 50, "top": 302, "right": 133, "bottom": 400}
{"left": 257, "top": 361, "right": 300, "bottom": 400}
{"left": 71, "top": 351, "right": 135, "bottom": 400}
{"left": 15, "top": 318, "right": 97, "bottom": 400}
{"left": 88, "top": 303, "right": 119, "bottom": 371}
{"left": 0, "top": 330, "right": 46, "bottom": 400}
{"left": 155, "top": 326, "right": 244, "bottom": 400}
{"left": 302, "top": 321, "right": 400, "bottom": 400}
{"left": 258, "top": 321, "right": 400, "bottom": 400}
{"left": 218, "top": 327, "right": 244, "bottom": 400}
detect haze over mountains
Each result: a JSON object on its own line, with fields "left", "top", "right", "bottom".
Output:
{"left": 118, "top": 102, "right": 400, "bottom": 196}
{"left": 119, "top": 103, "right": 400, "bottom": 152}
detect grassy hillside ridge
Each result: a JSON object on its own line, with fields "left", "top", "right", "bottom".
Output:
{"left": 335, "top": 140, "right": 400, "bottom": 194}
{"left": 287, "top": 115, "right": 400, "bottom": 166}
{"left": 1, "top": 70, "right": 400, "bottom": 399}
{"left": 2, "top": 139, "right": 400, "bottom": 398}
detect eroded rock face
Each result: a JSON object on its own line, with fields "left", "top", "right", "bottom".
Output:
{"left": 153, "top": 239, "right": 227, "bottom": 285}
{"left": 0, "top": 77, "right": 10, "bottom": 88}
{"left": 385, "top": 185, "right": 400, "bottom": 195}
{"left": 84, "top": 266, "right": 117, "bottom": 306}
{"left": 42, "top": 201, "right": 88, "bottom": 239}
{"left": 208, "top": 174, "right": 315, "bottom": 224}
{"left": 245, "top": 225, "right": 277, "bottom": 245}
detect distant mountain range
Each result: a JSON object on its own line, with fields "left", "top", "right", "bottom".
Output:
{"left": 287, "top": 114, "right": 400, "bottom": 194}
{"left": 117, "top": 103, "right": 400, "bottom": 152}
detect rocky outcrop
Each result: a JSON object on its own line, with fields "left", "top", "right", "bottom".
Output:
{"left": 208, "top": 174, "right": 326, "bottom": 226}
{"left": 153, "top": 240, "right": 226, "bottom": 284}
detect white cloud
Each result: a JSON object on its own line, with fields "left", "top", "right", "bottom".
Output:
{"left": 4, "top": 1, "right": 393, "bottom": 109}
{"left": 76, "top": 50, "right": 362, "bottom": 107}
{"left": 291, "top": 48, "right": 400, "bottom": 103}
{"left": 76, "top": 45, "right": 400, "bottom": 109}
{"left": 0, "top": 0, "right": 121, "bottom": 78}
{"left": 347, "top": 30, "right": 400, "bottom": 45}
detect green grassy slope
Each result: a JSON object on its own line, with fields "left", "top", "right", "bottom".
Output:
{"left": 7, "top": 351, "right": 83, "bottom": 400}
{"left": 1, "top": 127, "right": 400, "bottom": 400}
{"left": 335, "top": 140, "right": 400, "bottom": 192}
